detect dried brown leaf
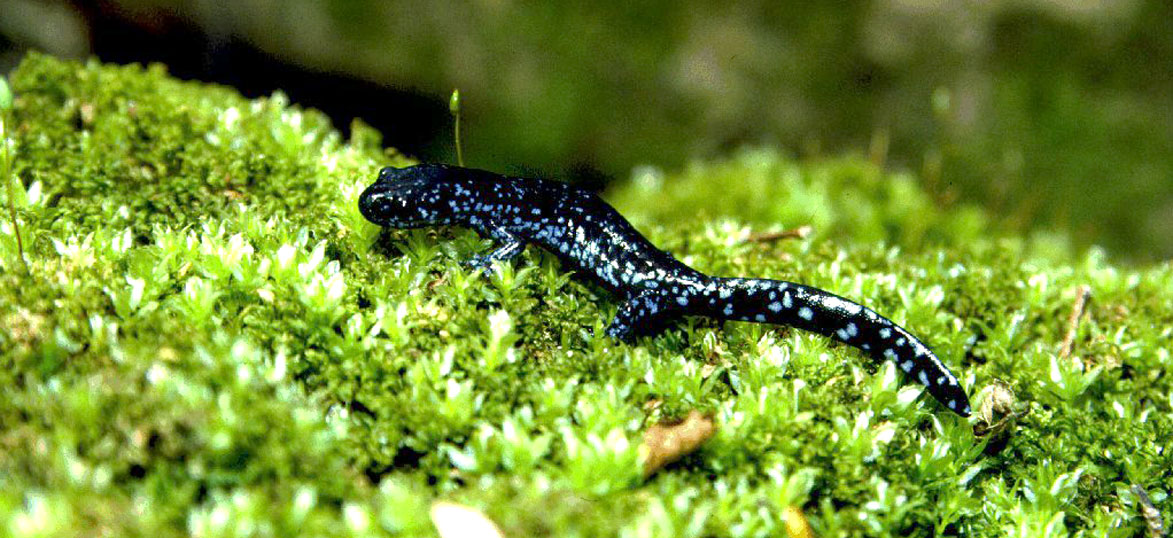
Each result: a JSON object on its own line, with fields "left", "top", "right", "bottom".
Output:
{"left": 640, "top": 410, "right": 717, "bottom": 477}
{"left": 973, "top": 382, "right": 1026, "bottom": 455}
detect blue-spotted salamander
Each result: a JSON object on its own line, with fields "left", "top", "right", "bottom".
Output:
{"left": 359, "top": 164, "right": 971, "bottom": 416}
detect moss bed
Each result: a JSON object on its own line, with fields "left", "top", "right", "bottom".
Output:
{"left": 1, "top": 53, "right": 1170, "bottom": 537}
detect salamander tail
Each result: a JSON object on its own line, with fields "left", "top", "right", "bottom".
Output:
{"left": 704, "top": 277, "right": 971, "bottom": 416}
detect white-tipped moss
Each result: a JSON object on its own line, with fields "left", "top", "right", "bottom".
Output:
{"left": 0, "top": 53, "right": 1168, "bottom": 538}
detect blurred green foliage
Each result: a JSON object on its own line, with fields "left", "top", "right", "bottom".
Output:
{"left": 119, "top": 0, "right": 1166, "bottom": 260}
{"left": 5, "top": 1, "right": 1172, "bottom": 258}
{"left": 2, "top": 52, "right": 1171, "bottom": 537}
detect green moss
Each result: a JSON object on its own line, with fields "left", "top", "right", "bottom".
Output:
{"left": 1, "top": 52, "right": 1170, "bottom": 537}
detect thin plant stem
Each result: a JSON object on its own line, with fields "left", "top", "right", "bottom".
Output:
{"left": 450, "top": 89, "right": 464, "bottom": 167}
{"left": 2, "top": 116, "right": 26, "bottom": 272}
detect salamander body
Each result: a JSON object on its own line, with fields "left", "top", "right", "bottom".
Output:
{"left": 359, "top": 164, "right": 971, "bottom": 416}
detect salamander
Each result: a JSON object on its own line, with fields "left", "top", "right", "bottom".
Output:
{"left": 359, "top": 163, "right": 972, "bottom": 416}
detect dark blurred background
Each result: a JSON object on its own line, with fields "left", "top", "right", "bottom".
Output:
{"left": 2, "top": 1, "right": 1171, "bottom": 260}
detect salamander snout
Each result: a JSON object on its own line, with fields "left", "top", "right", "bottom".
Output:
{"left": 359, "top": 167, "right": 455, "bottom": 228}
{"left": 358, "top": 181, "right": 392, "bottom": 224}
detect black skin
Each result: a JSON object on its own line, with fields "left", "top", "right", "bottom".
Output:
{"left": 360, "top": 164, "right": 972, "bottom": 416}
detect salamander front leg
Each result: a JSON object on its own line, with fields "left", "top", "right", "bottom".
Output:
{"left": 466, "top": 224, "right": 525, "bottom": 273}
{"left": 605, "top": 291, "right": 673, "bottom": 341}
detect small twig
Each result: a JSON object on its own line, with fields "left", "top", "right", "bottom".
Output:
{"left": 1131, "top": 484, "right": 1167, "bottom": 538}
{"left": 744, "top": 225, "right": 812, "bottom": 244}
{"left": 1057, "top": 285, "right": 1091, "bottom": 360}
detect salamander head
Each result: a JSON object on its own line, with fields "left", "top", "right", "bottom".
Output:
{"left": 359, "top": 164, "right": 465, "bottom": 228}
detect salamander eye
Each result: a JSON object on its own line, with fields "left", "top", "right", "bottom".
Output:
{"left": 377, "top": 166, "right": 409, "bottom": 183}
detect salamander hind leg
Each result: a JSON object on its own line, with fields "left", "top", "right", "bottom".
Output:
{"left": 605, "top": 291, "right": 676, "bottom": 342}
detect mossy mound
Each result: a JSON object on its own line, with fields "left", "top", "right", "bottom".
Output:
{"left": 1, "top": 53, "right": 1169, "bottom": 537}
